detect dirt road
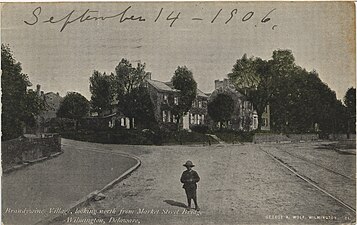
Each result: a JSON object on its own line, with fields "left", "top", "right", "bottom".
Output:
{"left": 48, "top": 140, "right": 355, "bottom": 225}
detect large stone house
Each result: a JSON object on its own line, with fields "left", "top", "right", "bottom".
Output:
{"left": 86, "top": 76, "right": 270, "bottom": 132}
{"left": 145, "top": 78, "right": 209, "bottom": 130}
{"left": 211, "top": 79, "right": 270, "bottom": 131}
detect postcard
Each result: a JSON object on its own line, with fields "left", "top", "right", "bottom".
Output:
{"left": 1, "top": 2, "right": 356, "bottom": 225}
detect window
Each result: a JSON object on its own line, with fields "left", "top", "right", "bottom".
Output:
{"left": 173, "top": 115, "right": 177, "bottom": 123}
{"left": 190, "top": 114, "right": 194, "bottom": 124}
{"left": 163, "top": 94, "right": 168, "bottom": 103}
{"left": 174, "top": 97, "right": 179, "bottom": 105}
{"left": 201, "top": 115, "right": 205, "bottom": 124}
{"left": 198, "top": 101, "right": 202, "bottom": 108}
{"left": 162, "top": 111, "right": 167, "bottom": 122}
{"left": 167, "top": 111, "right": 172, "bottom": 122}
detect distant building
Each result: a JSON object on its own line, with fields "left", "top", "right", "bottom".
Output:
{"left": 25, "top": 85, "right": 63, "bottom": 134}
{"left": 41, "top": 91, "right": 63, "bottom": 121}
{"left": 211, "top": 79, "right": 270, "bottom": 131}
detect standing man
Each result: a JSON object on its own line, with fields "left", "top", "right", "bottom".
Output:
{"left": 180, "top": 160, "right": 200, "bottom": 211}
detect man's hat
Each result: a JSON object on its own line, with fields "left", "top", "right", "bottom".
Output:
{"left": 183, "top": 160, "right": 195, "bottom": 167}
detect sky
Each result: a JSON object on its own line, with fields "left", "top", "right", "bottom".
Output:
{"left": 1, "top": 2, "right": 355, "bottom": 100}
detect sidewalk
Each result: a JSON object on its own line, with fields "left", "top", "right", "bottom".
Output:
{"left": 2, "top": 139, "right": 138, "bottom": 225}
{"left": 50, "top": 141, "right": 355, "bottom": 225}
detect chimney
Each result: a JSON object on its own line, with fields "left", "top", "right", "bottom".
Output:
{"left": 223, "top": 79, "right": 229, "bottom": 88}
{"left": 146, "top": 72, "right": 151, "bottom": 80}
{"left": 36, "top": 84, "right": 41, "bottom": 96}
{"left": 214, "top": 80, "right": 222, "bottom": 89}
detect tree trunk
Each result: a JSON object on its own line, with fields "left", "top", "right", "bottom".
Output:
{"left": 257, "top": 112, "right": 263, "bottom": 131}
{"left": 347, "top": 119, "right": 350, "bottom": 139}
{"left": 177, "top": 115, "right": 182, "bottom": 131}
{"left": 74, "top": 120, "right": 78, "bottom": 130}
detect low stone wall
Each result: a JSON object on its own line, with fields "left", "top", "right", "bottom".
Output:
{"left": 328, "top": 134, "right": 356, "bottom": 140}
{"left": 253, "top": 133, "right": 291, "bottom": 144}
{"left": 287, "top": 134, "right": 319, "bottom": 142}
{"left": 2, "top": 134, "right": 61, "bottom": 171}
{"left": 253, "top": 133, "right": 319, "bottom": 143}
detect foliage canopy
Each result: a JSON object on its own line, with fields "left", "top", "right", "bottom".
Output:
{"left": 1, "top": 44, "right": 45, "bottom": 140}
{"left": 208, "top": 93, "right": 234, "bottom": 128}
{"left": 171, "top": 66, "right": 197, "bottom": 121}
{"left": 57, "top": 92, "right": 90, "bottom": 121}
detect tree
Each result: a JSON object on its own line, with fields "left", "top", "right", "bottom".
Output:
{"left": 89, "top": 70, "right": 114, "bottom": 115}
{"left": 57, "top": 92, "right": 89, "bottom": 129}
{"left": 115, "top": 58, "right": 148, "bottom": 97}
{"left": 208, "top": 93, "right": 234, "bottom": 128}
{"left": 344, "top": 87, "right": 356, "bottom": 134}
{"left": 228, "top": 53, "right": 277, "bottom": 130}
{"left": 344, "top": 87, "right": 356, "bottom": 117}
{"left": 122, "top": 87, "right": 157, "bottom": 129}
{"left": 114, "top": 58, "right": 150, "bottom": 129}
{"left": 270, "top": 66, "right": 346, "bottom": 134}
{"left": 1, "top": 44, "right": 44, "bottom": 140}
{"left": 171, "top": 66, "right": 197, "bottom": 126}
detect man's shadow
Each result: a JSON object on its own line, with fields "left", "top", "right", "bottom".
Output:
{"left": 163, "top": 200, "right": 187, "bottom": 208}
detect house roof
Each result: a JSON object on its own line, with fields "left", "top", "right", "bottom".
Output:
{"left": 44, "top": 92, "right": 63, "bottom": 99}
{"left": 197, "top": 89, "right": 208, "bottom": 98}
{"left": 147, "top": 79, "right": 179, "bottom": 92}
{"left": 147, "top": 79, "right": 208, "bottom": 98}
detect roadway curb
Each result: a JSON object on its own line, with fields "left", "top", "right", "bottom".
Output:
{"left": 3, "top": 151, "right": 64, "bottom": 174}
{"left": 35, "top": 151, "right": 141, "bottom": 225}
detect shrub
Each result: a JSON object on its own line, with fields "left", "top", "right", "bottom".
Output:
{"left": 190, "top": 125, "right": 209, "bottom": 134}
{"left": 214, "top": 129, "right": 255, "bottom": 143}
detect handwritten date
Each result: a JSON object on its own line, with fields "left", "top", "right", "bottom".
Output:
{"left": 24, "top": 6, "right": 278, "bottom": 32}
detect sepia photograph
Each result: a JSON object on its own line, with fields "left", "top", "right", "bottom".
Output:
{"left": 1, "top": 2, "right": 356, "bottom": 225}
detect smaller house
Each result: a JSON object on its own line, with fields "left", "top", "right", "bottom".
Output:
{"left": 81, "top": 111, "right": 132, "bottom": 130}
{"left": 87, "top": 96, "right": 132, "bottom": 130}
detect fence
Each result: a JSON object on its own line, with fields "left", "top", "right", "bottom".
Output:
{"left": 2, "top": 134, "right": 61, "bottom": 171}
